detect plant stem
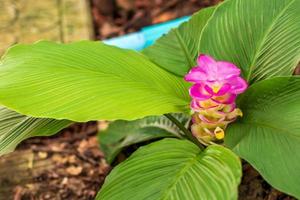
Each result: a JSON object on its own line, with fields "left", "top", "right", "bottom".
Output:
{"left": 164, "top": 114, "right": 204, "bottom": 150}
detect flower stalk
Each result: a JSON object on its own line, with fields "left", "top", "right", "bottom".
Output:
{"left": 164, "top": 113, "right": 204, "bottom": 149}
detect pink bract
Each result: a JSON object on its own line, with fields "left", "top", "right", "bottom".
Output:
{"left": 185, "top": 54, "right": 248, "bottom": 142}
{"left": 185, "top": 54, "right": 248, "bottom": 101}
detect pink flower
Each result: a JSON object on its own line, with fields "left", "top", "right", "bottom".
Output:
{"left": 184, "top": 54, "right": 248, "bottom": 143}
{"left": 185, "top": 54, "right": 247, "bottom": 101}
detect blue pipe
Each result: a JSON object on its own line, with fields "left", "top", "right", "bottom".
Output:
{"left": 103, "top": 16, "right": 191, "bottom": 51}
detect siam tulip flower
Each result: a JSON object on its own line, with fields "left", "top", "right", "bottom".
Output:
{"left": 185, "top": 54, "right": 248, "bottom": 144}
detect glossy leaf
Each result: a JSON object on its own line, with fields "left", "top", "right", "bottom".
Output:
{"left": 199, "top": 0, "right": 300, "bottom": 82}
{"left": 225, "top": 76, "right": 300, "bottom": 198}
{"left": 143, "top": 6, "right": 216, "bottom": 76}
{"left": 97, "top": 138, "right": 242, "bottom": 200}
{"left": 99, "top": 114, "right": 190, "bottom": 163}
{"left": 0, "top": 41, "right": 190, "bottom": 122}
{"left": 0, "top": 106, "right": 71, "bottom": 156}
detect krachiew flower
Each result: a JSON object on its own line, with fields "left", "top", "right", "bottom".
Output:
{"left": 185, "top": 54, "right": 248, "bottom": 143}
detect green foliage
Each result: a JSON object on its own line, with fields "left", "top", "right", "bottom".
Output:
{"left": 143, "top": 7, "right": 216, "bottom": 76}
{"left": 97, "top": 138, "right": 241, "bottom": 200}
{"left": 225, "top": 77, "right": 300, "bottom": 198}
{"left": 199, "top": 0, "right": 300, "bottom": 82}
{"left": 0, "top": 0, "right": 299, "bottom": 198}
{"left": 99, "top": 114, "right": 190, "bottom": 163}
{"left": 0, "top": 106, "right": 71, "bottom": 156}
{"left": 0, "top": 41, "right": 190, "bottom": 122}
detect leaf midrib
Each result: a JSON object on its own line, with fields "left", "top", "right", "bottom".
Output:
{"left": 174, "top": 30, "right": 194, "bottom": 69}
{"left": 246, "top": 0, "right": 296, "bottom": 81}
{"left": 197, "top": 2, "right": 223, "bottom": 52}
{"left": 173, "top": 4, "right": 220, "bottom": 72}
{"left": 2, "top": 41, "right": 190, "bottom": 103}
{"left": 161, "top": 149, "right": 201, "bottom": 200}
{"left": 5, "top": 58, "right": 189, "bottom": 104}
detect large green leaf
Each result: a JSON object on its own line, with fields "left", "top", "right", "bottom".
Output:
{"left": 0, "top": 41, "right": 190, "bottom": 122}
{"left": 97, "top": 138, "right": 242, "bottom": 200}
{"left": 0, "top": 106, "right": 71, "bottom": 156}
{"left": 143, "top": 7, "right": 216, "bottom": 76}
{"left": 99, "top": 114, "right": 190, "bottom": 163}
{"left": 199, "top": 0, "right": 300, "bottom": 82}
{"left": 225, "top": 76, "right": 300, "bottom": 198}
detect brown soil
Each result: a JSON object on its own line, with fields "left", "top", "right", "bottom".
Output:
{"left": 1, "top": 0, "right": 296, "bottom": 199}
{"left": 91, "top": 0, "right": 221, "bottom": 40}
{"left": 0, "top": 123, "right": 110, "bottom": 200}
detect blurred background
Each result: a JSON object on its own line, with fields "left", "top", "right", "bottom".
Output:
{"left": 0, "top": 0, "right": 295, "bottom": 200}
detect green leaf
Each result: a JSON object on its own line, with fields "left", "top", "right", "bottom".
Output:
{"left": 0, "top": 41, "right": 190, "bottom": 122}
{"left": 199, "top": 0, "right": 300, "bottom": 82}
{"left": 143, "top": 6, "right": 216, "bottom": 76}
{"left": 225, "top": 76, "right": 300, "bottom": 198}
{"left": 99, "top": 114, "right": 190, "bottom": 163}
{"left": 0, "top": 106, "right": 71, "bottom": 156}
{"left": 97, "top": 138, "right": 242, "bottom": 200}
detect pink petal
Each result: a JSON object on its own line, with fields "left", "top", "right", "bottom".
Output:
{"left": 222, "top": 103, "right": 236, "bottom": 113}
{"left": 203, "top": 85, "right": 214, "bottom": 95}
{"left": 197, "top": 54, "right": 216, "bottom": 66}
{"left": 190, "top": 99, "right": 200, "bottom": 110}
{"left": 189, "top": 83, "right": 212, "bottom": 100}
{"left": 216, "top": 84, "right": 231, "bottom": 96}
{"left": 227, "top": 77, "right": 248, "bottom": 94}
{"left": 212, "top": 93, "right": 237, "bottom": 104}
{"left": 216, "top": 61, "right": 241, "bottom": 79}
{"left": 184, "top": 67, "right": 207, "bottom": 83}
{"left": 198, "top": 99, "right": 220, "bottom": 109}
{"left": 197, "top": 54, "right": 218, "bottom": 81}
{"left": 204, "top": 83, "right": 231, "bottom": 96}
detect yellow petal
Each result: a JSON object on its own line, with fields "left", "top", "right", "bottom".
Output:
{"left": 236, "top": 108, "right": 243, "bottom": 117}
{"left": 214, "top": 127, "right": 224, "bottom": 140}
{"left": 212, "top": 84, "right": 221, "bottom": 93}
{"left": 199, "top": 99, "right": 219, "bottom": 108}
{"left": 227, "top": 108, "right": 243, "bottom": 119}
